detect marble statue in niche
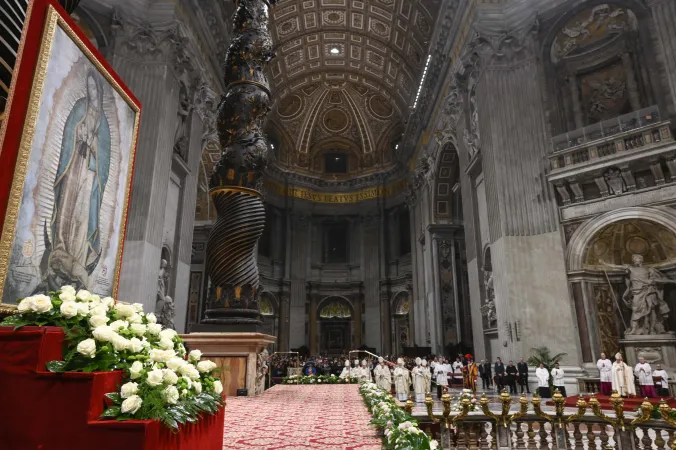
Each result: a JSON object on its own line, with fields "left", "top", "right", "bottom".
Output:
{"left": 255, "top": 349, "right": 269, "bottom": 395}
{"left": 155, "top": 258, "right": 175, "bottom": 329}
{"left": 480, "top": 269, "right": 497, "bottom": 328}
{"left": 173, "top": 83, "right": 190, "bottom": 161}
{"left": 601, "top": 254, "right": 676, "bottom": 335}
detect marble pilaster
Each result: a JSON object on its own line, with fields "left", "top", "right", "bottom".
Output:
{"left": 649, "top": 0, "right": 676, "bottom": 114}
{"left": 472, "top": 34, "right": 580, "bottom": 365}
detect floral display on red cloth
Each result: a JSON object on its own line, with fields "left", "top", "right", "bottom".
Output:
{"left": 1, "top": 286, "right": 224, "bottom": 430}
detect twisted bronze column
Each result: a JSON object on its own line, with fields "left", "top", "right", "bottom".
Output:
{"left": 203, "top": 0, "right": 277, "bottom": 325}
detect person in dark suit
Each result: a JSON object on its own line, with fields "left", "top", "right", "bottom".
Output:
{"left": 494, "top": 358, "right": 505, "bottom": 391}
{"left": 506, "top": 361, "right": 518, "bottom": 394}
{"left": 517, "top": 357, "right": 531, "bottom": 393}
{"left": 479, "top": 359, "right": 492, "bottom": 390}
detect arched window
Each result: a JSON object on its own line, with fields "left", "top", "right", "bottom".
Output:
{"left": 319, "top": 298, "right": 352, "bottom": 319}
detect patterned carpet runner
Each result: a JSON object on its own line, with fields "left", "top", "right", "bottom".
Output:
{"left": 223, "top": 385, "right": 383, "bottom": 449}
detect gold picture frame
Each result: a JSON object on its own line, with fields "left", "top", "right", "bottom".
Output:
{"left": 0, "top": 3, "right": 141, "bottom": 310}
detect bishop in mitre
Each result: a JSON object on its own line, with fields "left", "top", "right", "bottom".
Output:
{"left": 421, "top": 359, "right": 432, "bottom": 394}
{"left": 374, "top": 357, "right": 392, "bottom": 391}
{"left": 611, "top": 352, "right": 636, "bottom": 397}
{"left": 412, "top": 357, "right": 426, "bottom": 402}
{"left": 393, "top": 358, "right": 411, "bottom": 402}
{"left": 339, "top": 360, "right": 351, "bottom": 379}
{"left": 359, "top": 359, "right": 372, "bottom": 383}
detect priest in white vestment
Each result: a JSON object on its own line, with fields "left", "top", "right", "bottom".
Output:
{"left": 422, "top": 359, "right": 432, "bottom": 394}
{"left": 535, "top": 364, "right": 551, "bottom": 398}
{"left": 393, "top": 358, "right": 411, "bottom": 401}
{"left": 412, "top": 358, "right": 426, "bottom": 402}
{"left": 339, "top": 360, "right": 351, "bottom": 379}
{"left": 597, "top": 353, "right": 613, "bottom": 396}
{"left": 612, "top": 353, "right": 636, "bottom": 397}
{"left": 359, "top": 359, "right": 372, "bottom": 383}
{"left": 653, "top": 364, "right": 669, "bottom": 397}
{"left": 374, "top": 357, "right": 392, "bottom": 392}
{"left": 634, "top": 356, "right": 656, "bottom": 398}
{"left": 452, "top": 357, "right": 463, "bottom": 385}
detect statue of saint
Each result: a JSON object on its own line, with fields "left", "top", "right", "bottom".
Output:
{"left": 155, "top": 259, "right": 175, "bottom": 329}
{"left": 480, "top": 269, "right": 497, "bottom": 327}
{"left": 255, "top": 349, "right": 269, "bottom": 395}
{"left": 602, "top": 254, "right": 676, "bottom": 335}
{"left": 173, "top": 84, "right": 190, "bottom": 160}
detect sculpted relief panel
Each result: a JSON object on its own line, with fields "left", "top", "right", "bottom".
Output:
{"left": 551, "top": 4, "right": 638, "bottom": 63}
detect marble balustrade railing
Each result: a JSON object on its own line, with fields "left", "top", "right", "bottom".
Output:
{"left": 415, "top": 389, "right": 676, "bottom": 449}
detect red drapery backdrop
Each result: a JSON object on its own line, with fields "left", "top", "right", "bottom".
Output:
{"left": 0, "top": 326, "right": 225, "bottom": 450}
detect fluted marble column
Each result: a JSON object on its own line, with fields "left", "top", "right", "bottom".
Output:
{"left": 649, "top": 0, "right": 676, "bottom": 113}
{"left": 474, "top": 35, "right": 580, "bottom": 365}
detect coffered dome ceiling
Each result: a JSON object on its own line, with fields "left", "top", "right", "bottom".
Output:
{"left": 266, "top": 0, "right": 443, "bottom": 182}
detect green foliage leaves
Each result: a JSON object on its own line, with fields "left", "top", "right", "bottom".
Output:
{"left": 360, "top": 383, "right": 438, "bottom": 450}
{"left": 46, "top": 360, "right": 67, "bottom": 373}
{"left": 527, "top": 346, "right": 567, "bottom": 369}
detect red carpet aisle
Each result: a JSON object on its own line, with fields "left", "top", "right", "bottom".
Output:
{"left": 223, "top": 385, "right": 382, "bottom": 449}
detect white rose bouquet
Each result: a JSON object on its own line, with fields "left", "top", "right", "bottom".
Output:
{"left": 0, "top": 286, "right": 225, "bottom": 430}
{"left": 359, "top": 382, "right": 438, "bottom": 449}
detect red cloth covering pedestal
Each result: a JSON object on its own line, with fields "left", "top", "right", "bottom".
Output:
{"left": 0, "top": 326, "right": 225, "bottom": 450}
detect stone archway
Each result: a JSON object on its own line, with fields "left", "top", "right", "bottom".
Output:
{"left": 567, "top": 207, "right": 676, "bottom": 271}
{"left": 391, "top": 291, "right": 410, "bottom": 357}
{"left": 317, "top": 296, "right": 354, "bottom": 356}
{"left": 260, "top": 291, "right": 278, "bottom": 351}
{"left": 565, "top": 207, "right": 676, "bottom": 362}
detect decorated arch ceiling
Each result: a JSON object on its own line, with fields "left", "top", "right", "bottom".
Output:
{"left": 266, "top": 0, "right": 443, "bottom": 181}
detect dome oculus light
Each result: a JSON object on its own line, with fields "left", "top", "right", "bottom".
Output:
{"left": 330, "top": 47, "right": 340, "bottom": 55}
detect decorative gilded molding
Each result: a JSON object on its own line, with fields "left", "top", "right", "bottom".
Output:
{"left": 263, "top": 178, "right": 408, "bottom": 204}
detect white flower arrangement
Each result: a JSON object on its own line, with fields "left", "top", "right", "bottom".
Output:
{"left": 1, "top": 286, "right": 225, "bottom": 430}
{"left": 281, "top": 374, "right": 358, "bottom": 385}
{"left": 359, "top": 382, "right": 438, "bottom": 450}
{"left": 451, "top": 389, "right": 478, "bottom": 412}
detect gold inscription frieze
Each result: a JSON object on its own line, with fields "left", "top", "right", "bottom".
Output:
{"left": 264, "top": 179, "right": 408, "bottom": 204}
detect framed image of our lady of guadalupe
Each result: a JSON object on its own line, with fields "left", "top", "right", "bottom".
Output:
{"left": 0, "top": 0, "right": 141, "bottom": 310}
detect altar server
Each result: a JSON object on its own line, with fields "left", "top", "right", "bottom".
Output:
{"left": 635, "top": 356, "right": 656, "bottom": 398}
{"left": 535, "top": 363, "right": 551, "bottom": 398}
{"left": 374, "top": 357, "right": 392, "bottom": 391}
{"left": 412, "top": 358, "right": 426, "bottom": 402}
{"left": 434, "top": 359, "right": 449, "bottom": 399}
{"left": 394, "top": 358, "right": 411, "bottom": 402}
{"left": 612, "top": 352, "right": 636, "bottom": 397}
{"left": 422, "top": 359, "right": 432, "bottom": 394}
{"left": 596, "top": 353, "right": 613, "bottom": 396}
{"left": 452, "top": 357, "right": 463, "bottom": 385}
{"left": 653, "top": 364, "right": 669, "bottom": 397}
{"left": 551, "top": 363, "right": 566, "bottom": 397}
{"left": 359, "top": 359, "right": 372, "bottom": 383}
{"left": 339, "top": 360, "right": 351, "bottom": 379}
